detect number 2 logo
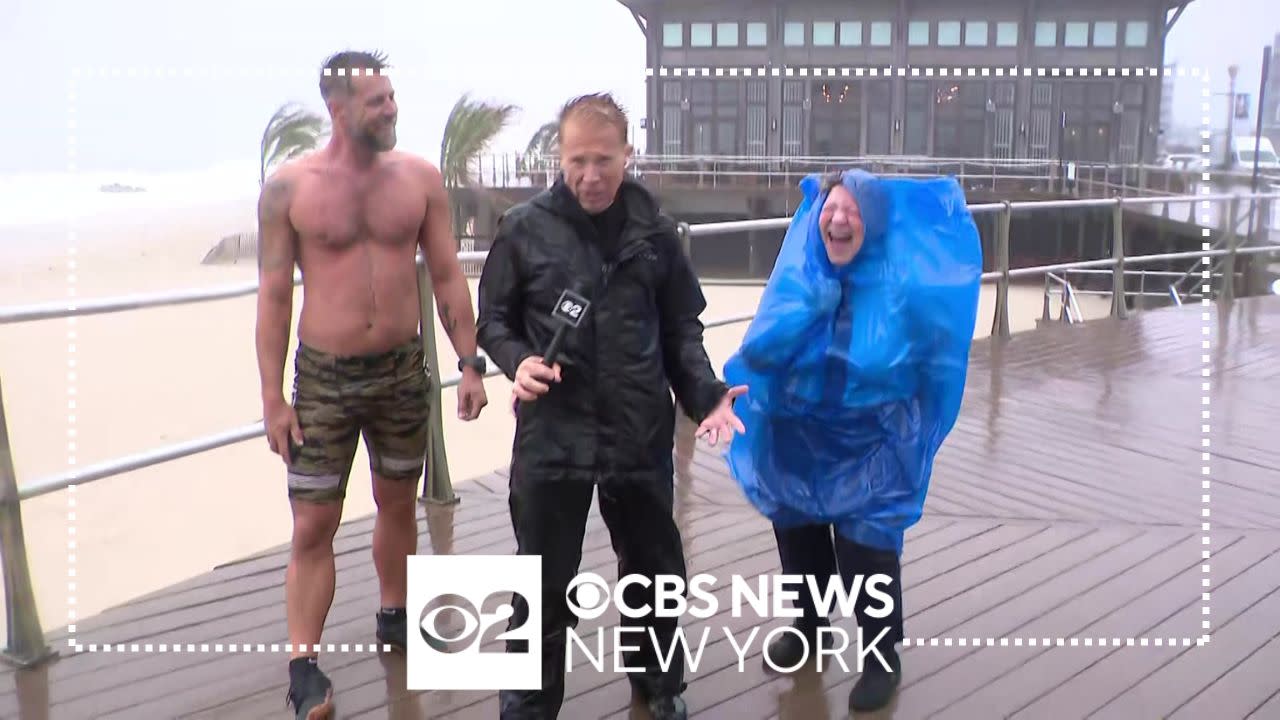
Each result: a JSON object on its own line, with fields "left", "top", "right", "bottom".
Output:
{"left": 418, "top": 591, "right": 531, "bottom": 654}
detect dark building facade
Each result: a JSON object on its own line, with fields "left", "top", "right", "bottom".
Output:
{"left": 1263, "top": 36, "right": 1280, "bottom": 150}
{"left": 617, "top": 0, "right": 1191, "bottom": 165}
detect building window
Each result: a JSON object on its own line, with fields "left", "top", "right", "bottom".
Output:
{"left": 870, "top": 21, "right": 892, "bottom": 46}
{"left": 996, "top": 21, "right": 1018, "bottom": 46}
{"left": 717, "top": 22, "right": 739, "bottom": 46}
{"left": 965, "top": 21, "right": 988, "bottom": 46}
{"left": 839, "top": 21, "right": 862, "bottom": 45}
{"left": 1064, "top": 22, "right": 1089, "bottom": 47}
{"left": 1029, "top": 82, "right": 1054, "bottom": 159}
{"left": 1059, "top": 81, "right": 1115, "bottom": 162}
{"left": 992, "top": 81, "right": 1015, "bottom": 158}
{"left": 782, "top": 80, "right": 804, "bottom": 156}
{"left": 814, "top": 21, "right": 836, "bottom": 46}
{"left": 689, "top": 80, "right": 740, "bottom": 156}
{"left": 661, "top": 81, "right": 683, "bottom": 154}
{"left": 1124, "top": 21, "right": 1148, "bottom": 46}
{"left": 866, "top": 80, "right": 892, "bottom": 153}
{"left": 690, "top": 22, "right": 713, "bottom": 47}
{"left": 938, "top": 21, "right": 961, "bottom": 46}
{"left": 715, "top": 80, "right": 737, "bottom": 155}
{"left": 785, "top": 21, "right": 805, "bottom": 46}
{"left": 1093, "top": 21, "right": 1117, "bottom": 47}
{"left": 663, "top": 23, "right": 682, "bottom": 47}
{"left": 810, "top": 80, "right": 862, "bottom": 155}
{"left": 746, "top": 81, "right": 767, "bottom": 156}
{"left": 690, "top": 80, "right": 713, "bottom": 155}
{"left": 747, "top": 22, "right": 767, "bottom": 46}
{"left": 1035, "top": 21, "right": 1056, "bottom": 46}
{"left": 934, "top": 81, "right": 988, "bottom": 158}
{"left": 904, "top": 81, "right": 930, "bottom": 155}
{"left": 909, "top": 21, "right": 930, "bottom": 46}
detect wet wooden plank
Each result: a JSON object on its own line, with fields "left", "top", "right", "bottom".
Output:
{"left": 1084, "top": 547, "right": 1280, "bottom": 719}
{"left": 137, "top": 505, "right": 762, "bottom": 720}
{"left": 2, "top": 297, "right": 1279, "bottom": 719}
{"left": 1169, "top": 628, "right": 1280, "bottom": 718}
{"left": 435, "top": 520, "right": 985, "bottom": 720}
{"left": 904, "top": 529, "right": 1241, "bottom": 718}
{"left": 1246, "top": 688, "right": 1280, "bottom": 719}
{"left": 1008, "top": 536, "right": 1280, "bottom": 718}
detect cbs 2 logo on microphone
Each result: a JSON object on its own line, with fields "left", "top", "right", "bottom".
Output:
{"left": 406, "top": 555, "right": 542, "bottom": 690}
{"left": 553, "top": 289, "right": 590, "bottom": 326}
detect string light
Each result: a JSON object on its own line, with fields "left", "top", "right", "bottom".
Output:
{"left": 819, "top": 82, "right": 851, "bottom": 103}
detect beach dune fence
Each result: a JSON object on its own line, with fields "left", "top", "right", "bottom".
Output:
{"left": 201, "top": 232, "right": 259, "bottom": 265}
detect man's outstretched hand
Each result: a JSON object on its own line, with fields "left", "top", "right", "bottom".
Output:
{"left": 696, "top": 385, "right": 748, "bottom": 446}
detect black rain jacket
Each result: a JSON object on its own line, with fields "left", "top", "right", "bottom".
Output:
{"left": 476, "top": 175, "right": 729, "bottom": 484}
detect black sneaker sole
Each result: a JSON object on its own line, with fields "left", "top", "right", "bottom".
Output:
{"left": 297, "top": 689, "right": 334, "bottom": 720}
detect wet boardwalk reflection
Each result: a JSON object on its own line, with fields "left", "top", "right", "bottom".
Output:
{"left": 3, "top": 296, "right": 1279, "bottom": 719}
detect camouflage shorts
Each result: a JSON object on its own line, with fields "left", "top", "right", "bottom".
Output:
{"left": 287, "top": 337, "right": 432, "bottom": 503}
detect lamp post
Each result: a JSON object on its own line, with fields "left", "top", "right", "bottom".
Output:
{"left": 1225, "top": 65, "right": 1239, "bottom": 168}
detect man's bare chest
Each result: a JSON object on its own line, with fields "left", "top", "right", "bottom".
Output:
{"left": 292, "top": 177, "right": 425, "bottom": 250}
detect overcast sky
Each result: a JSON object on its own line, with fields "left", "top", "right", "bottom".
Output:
{"left": 0, "top": 0, "right": 1276, "bottom": 177}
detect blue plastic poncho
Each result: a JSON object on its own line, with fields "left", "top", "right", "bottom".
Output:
{"left": 722, "top": 170, "right": 982, "bottom": 553}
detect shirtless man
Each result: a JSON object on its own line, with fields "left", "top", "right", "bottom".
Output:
{"left": 254, "top": 50, "right": 488, "bottom": 719}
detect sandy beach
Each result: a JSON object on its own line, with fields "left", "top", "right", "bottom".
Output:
{"left": 0, "top": 193, "right": 1111, "bottom": 641}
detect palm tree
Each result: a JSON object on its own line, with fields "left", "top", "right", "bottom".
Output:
{"left": 438, "top": 93, "right": 520, "bottom": 239}
{"left": 259, "top": 102, "right": 329, "bottom": 186}
{"left": 517, "top": 121, "right": 560, "bottom": 186}
{"left": 226, "top": 103, "right": 329, "bottom": 266}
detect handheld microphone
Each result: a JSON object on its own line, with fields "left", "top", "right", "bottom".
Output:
{"left": 543, "top": 284, "right": 591, "bottom": 366}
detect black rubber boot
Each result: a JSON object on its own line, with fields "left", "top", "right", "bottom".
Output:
{"left": 647, "top": 693, "right": 689, "bottom": 720}
{"left": 848, "top": 645, "right": 901, "bottom": 713}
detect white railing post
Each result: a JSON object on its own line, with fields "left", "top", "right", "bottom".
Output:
{"left": 1221, "top": 196, "right": 1240, "bottom": 304}
{"left": 992, "top": 201, "right": 1012, "bottom": 338}
{"left": 1111, "top": 198, "right": 1128, "bottom": 319}
{"left": 0, "top": 373, "right": 57, "bottom": 668}
{"left": 415, "top": 260, "right": 457, "bottom": 506}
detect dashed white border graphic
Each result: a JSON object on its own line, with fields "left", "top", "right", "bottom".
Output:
{"left": 67, "top": 73, "right": 78, "bottom": 650}
{"left": 66, "top": 63, "right": 1214, "bottom": 654}
{"left": 1199, "top": 69, "right": 1213, "bottom": 648}
{"left": 644, "top": 64, "right": 1182, "bottom": 79}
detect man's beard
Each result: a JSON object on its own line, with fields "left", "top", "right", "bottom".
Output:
{"left": 357, "top": 125, "right": 395, "bottom": 151}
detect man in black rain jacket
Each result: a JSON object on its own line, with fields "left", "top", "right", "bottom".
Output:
{"left": 476, "top": 93, "right": 746, "bottom": 720}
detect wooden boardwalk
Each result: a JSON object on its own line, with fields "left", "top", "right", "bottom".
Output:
{"left": 4, "top": 296, "right": 1280, "bottom": 719}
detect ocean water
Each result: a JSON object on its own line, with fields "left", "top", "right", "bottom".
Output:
{"left": 0, "top": 160, "right": 260, "bottom": 261}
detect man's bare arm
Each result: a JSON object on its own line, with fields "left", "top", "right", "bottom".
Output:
{"left": 418, "top": 161, "right": 479, "bottom": 362}
{"left": 254, "top": 171, "right": 298, "bottom": 410}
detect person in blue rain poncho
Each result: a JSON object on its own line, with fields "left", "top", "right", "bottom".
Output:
{"left": 721, "top": 169, "right": 982, "bottom": 713}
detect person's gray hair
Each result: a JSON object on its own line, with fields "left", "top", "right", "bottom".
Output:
{"left": 818, "top": 171, "right": 844, "bottom": 195}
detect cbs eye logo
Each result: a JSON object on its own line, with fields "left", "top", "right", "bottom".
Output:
{"left": 418, "top": 591, "right": 531, "bottom": 654}
{"left": 559, "top": 299, "right": 583, "bottom": 319}
{"left": 565, "top": 572, "right": 612, "bottom": 620}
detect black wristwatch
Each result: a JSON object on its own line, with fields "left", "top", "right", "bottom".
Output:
{"left": 458, "top": 355, "right": 487, "bottom": 374}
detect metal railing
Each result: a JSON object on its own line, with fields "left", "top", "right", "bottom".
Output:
{"left": 1042, "top": 273, "right": 1083, "bottom": 324}
{"left": 2, "top": 188, "right": 1279, "bottom": 669}
{"left": 474, "top": 153, "right": 1199, "bottom": 193}
{"left": 471, "top": 152, "right": 1279, "bottom": 198}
